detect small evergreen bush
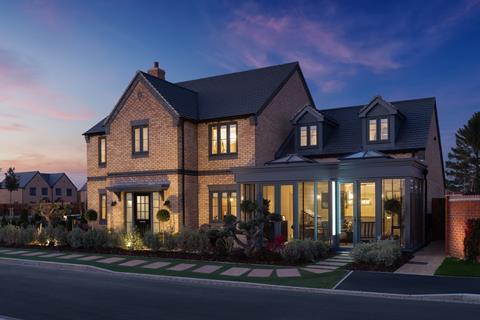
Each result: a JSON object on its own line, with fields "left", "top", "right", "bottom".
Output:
{"left": 352, "top": 240, "right": 402, "bottom": 267}
{"left": 143, "top": 231, "right": 162, "bottom": 251}
{"left": 67, "top": 228, "right": 84, "bottom": 249}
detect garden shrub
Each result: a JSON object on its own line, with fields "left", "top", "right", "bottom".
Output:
{"left": 67, "top": 228, "right": 84, "bottom": 249}
{"left": 121, "top": 231, "right": 144, "bottom": 250}
{"left": 352, "top": 240, "right": 402, "bottom": 267}
{"left": 85, "top": 209, "right": 98, "bottom": 222}
{"left": 0, "top": 225, "right": 20, "bottom": 245}
{"left": 143, "top": 231, "right": 162, "bottom": 251}
{"left": 19, "top": 226, "right": 36, "bottom": 245}
{"left": 35, "top": 227, "right": 49, "bottom": 246}
{"left": 176, "top": 229, "right": 210, "bottom": 253}
{"left": 280, "top": 239, "right": 329, "bottom": 264}
{"left": 464, "top": 218, "right": 480, "bottom": 262}
{"left": 163, "top": 232, "right": 177, "bottom": 250}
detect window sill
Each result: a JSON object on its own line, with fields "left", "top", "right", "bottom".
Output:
{"left": 209, "top": 153, "right": 238, "bottom": 161}
{"left": 132, "top": 152, "right": 149, "bottom": 159}
{"left": 98, "top": 163, "right": 106, "bottom": 168}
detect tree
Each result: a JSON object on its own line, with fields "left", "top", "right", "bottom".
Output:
{"left": 4, "top": 167, "right": 20, "bottom": 217}
{"left": 446, "top": 112, "right": 480, "bottom": 194}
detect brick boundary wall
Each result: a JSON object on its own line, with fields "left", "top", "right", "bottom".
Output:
{"left": 445, "top": 195, "right": 480, "bottom": 258}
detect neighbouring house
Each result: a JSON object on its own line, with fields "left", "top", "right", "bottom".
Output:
{"left": 0, "top": 171, "right": 78, "bottom": 207}
{"left": 83, "top": 61, "right": 444, "bottom": 251}
{"left": 79, "top": 183, "right": 88, "bottom": 213}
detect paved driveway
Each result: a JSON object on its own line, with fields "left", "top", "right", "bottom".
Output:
{"left": 337, "top": 271, "right": 480, "bottom": 294}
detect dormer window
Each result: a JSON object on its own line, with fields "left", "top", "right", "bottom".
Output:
{"left": 299, "top": 125, "right": 318, "bottom": 147}
{"left": 368, "top": 117, "right": 389, "bottom": 142}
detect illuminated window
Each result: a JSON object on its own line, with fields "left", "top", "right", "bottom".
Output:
{"left": 100, "top": 193, "right": 107, "bottom": 223}
{"left": 210, "top": 190, "right": 237, "bottom": 221}
{"left": 368, "top": 117, "right": 388, "bottom": 142}
{"left": 99, "top": 137, "right": 106, "bottom": 165}
{"left": 132, "top": 125, "right": 149, "bottom": 155}
{"left": 380, "top": 118, "right": 389, "bottom": 140}
{"left": 369, "top": 119, "right": 377, "bottom": 141}
{"left": 210, "top": 123, "right": 237, "bottom": 156}
{"left": 299, "top": 125, "right": 318, "bottom": 147}
{"left": 262, "top": 185, "right": 276, "bottom": 213}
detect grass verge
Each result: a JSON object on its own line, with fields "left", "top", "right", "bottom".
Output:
{"left": 435, "top": 257, "right": 480, "bottom": 277}
{"left": 0, "top": 248, "right": 346, "bottom": 289}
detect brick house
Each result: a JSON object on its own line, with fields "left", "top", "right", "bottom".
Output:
{"left": 0, "top": 171, "right": 78, "bottom": 205}
{"left": 83, "top": 61, "right": 444, "bottom": 251}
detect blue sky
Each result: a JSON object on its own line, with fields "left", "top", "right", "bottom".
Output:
{"left": 0, "top": 0, "right": 479, "bottom": 186}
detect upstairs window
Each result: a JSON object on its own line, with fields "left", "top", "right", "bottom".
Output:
{"left": 210, "top": 123, "right": 237, "bottom": 156}
{"left": 29, "top": 187, "right": 36, "bottom": 196}
{"left": 56, "top": 188, "right": 62, "bottom": 196}
{"left": 41, "top": 188, "right": 48, "bottom": 196}
{"left": 368, "top": 117, "right": 389, "bottom": 142}
{"left": 299, "top": 125, "right": 318, "bottom": 147}
{"left": 99, "top": 137, "right": 107, "bottom": 166}
{"left": 132, "top": 125, "right": 149, "bottom": 155}
{"left": 66, "top": 188, "right": 73, "bottom": 197}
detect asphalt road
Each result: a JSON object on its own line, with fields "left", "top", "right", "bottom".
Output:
{"left": 0, "top": 261, "right": 479, "bottom": 320}
{"left": 337, "top": 271, "right": 480, "bottom": 294}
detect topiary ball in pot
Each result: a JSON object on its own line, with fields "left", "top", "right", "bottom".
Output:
{"left": 156, "top": 209, "right": 170, "bottom": 222}
{"left": 223, "top": 214, "right": 237, "bottom": 225}
{"left": 85, "top": 209, "right": 98, "bottom": 222}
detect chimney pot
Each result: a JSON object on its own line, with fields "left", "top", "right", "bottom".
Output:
{"left": 148, "top": 61, "right": 165, "bottom": 80}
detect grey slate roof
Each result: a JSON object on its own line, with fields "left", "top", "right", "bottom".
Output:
{"left": 84, "top": 62, "right": 300, "bottom": 135}
{"left": 1, "top": 171, "right": 70, "bottom": 188}
{"left": 278, "top": 97, "right": 435, "bottom": 157}
{"left": 176, "top": 62, "right": 299, "bottom": 120}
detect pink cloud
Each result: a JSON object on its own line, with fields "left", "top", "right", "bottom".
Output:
{"left": 0, "top": 47, "right": 93, "bottom": 121}
{"left": 0, "top": 123, "right": 30, "bottom": 132}
{"left": 319, "top": 80, "right": 345, "bottom": 93}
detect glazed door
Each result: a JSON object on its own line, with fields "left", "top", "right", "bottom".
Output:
{"left": 338, "top": 182, "right": 355, "bottom": 248}
{"left": 134, "top": 193, "right": 151, "bottom": 235}
{"left": 359, "top": 182, "right": 376, "bottom": 242}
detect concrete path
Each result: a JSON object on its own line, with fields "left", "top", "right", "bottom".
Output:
{"left": 307, "top": 252, "right": 353, "bottom": 271}
{"left": 395, "top": 241, "right": 445, "bottom": 275}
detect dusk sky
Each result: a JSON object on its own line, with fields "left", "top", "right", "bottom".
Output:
{"left": 0, "top": 0, "right": 479, "bottom": 187}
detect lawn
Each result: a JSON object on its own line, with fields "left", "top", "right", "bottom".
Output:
{"left": 0, "top": 248, "right": 347, "bottom": 289}
{"left": 435, "top": 257, "right": 480, "bottom": 277}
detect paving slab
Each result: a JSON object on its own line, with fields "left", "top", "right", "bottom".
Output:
{"left": 4, "top": 250, "right": 29, "bottom": 255}
{"left": 96, "top": 257, "right": 125, "bottom": 264}
{"left": 167, "top": 263, "right": 196, "bottom": 271}
{"left": 58, "top": 254, "right": 85, "bottom": 260}
{"left": 119, "top": 259, "right": 148, "bottom": 267}
{"left": 41, "top": 253, "right": 65, "bottom": 258}
{"left": 315, "top": 261, "right": 347, "bottom": 267}
{"left": 77, "top": 255, "right": 104, "bottom": 261}
{"left": 247, "top": 268, "right": 274, "bottom": 278}
{"left": 221, "top": 267, "right": 251, "bottom": 276}
{"left": 306, "top": 264, "right": 337, "bottom": 270}
{"left": 395, "top": 241, "right": 445, "bottom": 276}
{"left": 193, "top": 265, "right": 222, "bottom": 274}
{"left": 276, "top": 268, "right": 301, "bottom": 278}
{"left": 22, "top": 251, "right": 46, "bottom": 257}
{"left": 141, "top": 261, "right": 171, "bottom": 269}
{"left": 302, "top": 267, "right": 331, "bottom": 274}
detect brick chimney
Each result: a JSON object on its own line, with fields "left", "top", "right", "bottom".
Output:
{"left": 148, "top": 61, "right": 165, "bottom": 80}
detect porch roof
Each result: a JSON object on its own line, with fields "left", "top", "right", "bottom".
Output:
{"left": 106, "top": 182, "right": 170, "bottom": 193}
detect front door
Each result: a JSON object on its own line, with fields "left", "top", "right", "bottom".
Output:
{"left": 134, "top": 193, "right": 151, "bottom": 235}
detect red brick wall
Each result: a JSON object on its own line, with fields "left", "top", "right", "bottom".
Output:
{"left": 445, "top": 195, "right": 480, "bottom": 258}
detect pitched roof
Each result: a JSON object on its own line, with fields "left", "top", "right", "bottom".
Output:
{"left": 176, "top": 62, "right": 299, "bottom": 120}
{"left": 84, "top": 62, "right": 301, "bottom": 135}
{"left": 40, "top": 173, "right": 64, "bottom": 186}
{"left": 0, "top": 171, "right": 39, "bottom": 188}
{"left": 266, "top": 154, "right": 315, "bottom": 165}
{"left": 1, "top": 171, "right": 71, "bottom": 188}
{"left": 278, "top": 97, "right": 436, "bottom": 157}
